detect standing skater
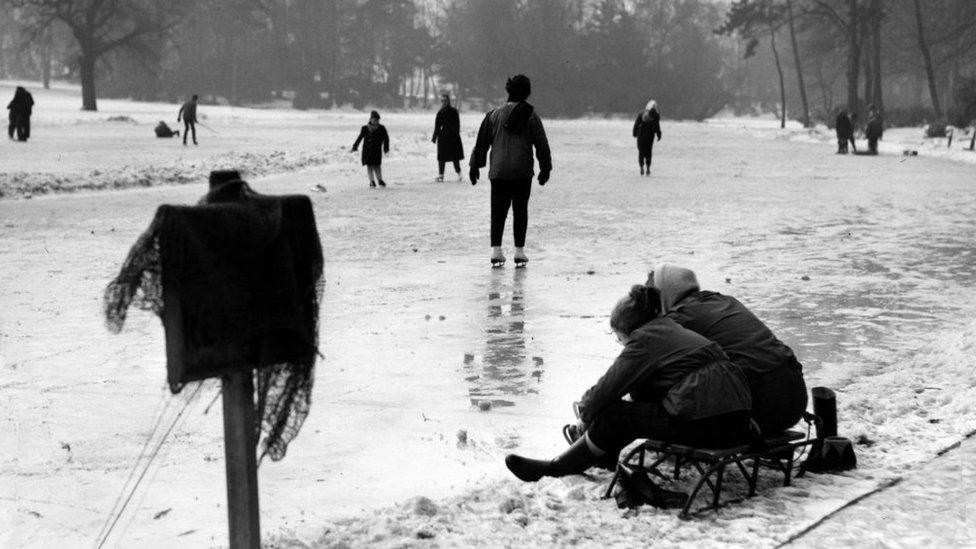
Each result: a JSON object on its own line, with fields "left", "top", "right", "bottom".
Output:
{"left": 470, "top": 74, "right": 552, "bottom": 268}
{"left": 177, "top": 94, "right": 199, "bottom": 146}
{"left": 432, "top": 93, "right": 464, "bottom": 182}
{"left": 865, "top": 106, "right": 883, "bottom": 155}
{"left": 834, "top": 109, "right": 852, "bottom": 153}
{"left": 351, "top": 110, "right": 390, "bottom": 188}
{"left": 632, "top": 100, "right": 662, "bottom": 175}
{"left": 7, "top": 86, "right": 34, "bottom": 142}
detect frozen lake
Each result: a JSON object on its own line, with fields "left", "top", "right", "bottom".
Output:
{"left": 2, "top": 85, "right": 976, "bottom": 547}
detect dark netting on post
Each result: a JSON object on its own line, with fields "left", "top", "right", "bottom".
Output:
{"left": 104, "top": 179, "right": 323, "bottom": 462}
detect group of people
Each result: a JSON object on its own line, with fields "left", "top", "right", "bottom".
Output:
{"left": 835, "top": 105, "right": 884, "bottom": 155}
{"left": 6, "top": 86, "right": 34, "bottom": 142}
{"left": 505, "top": 264, "right": 808, "bottom": 482}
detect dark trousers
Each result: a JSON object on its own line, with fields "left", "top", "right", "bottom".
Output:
{"left": 638, "top": 143, "right": 654, "bottom": 167}
{"left": 8, "top": 115, "right": 29, "bottom": 141}
{"left": 183, "top": 120, "right": 197, "bottom": 144}
{"left": 490, "top": 178, "right": 532, "bottom": 248}
{"left": 836, "top": 137, "right": 847, "bottom": 153}
{"left": 438, "top": 160, "right": 461, "bottom": 175}
{"left": 586, "top": 400, "right": 753, "bottom": 455}
{"left": 867, "top": 137, "right": 878, "bottom": 154}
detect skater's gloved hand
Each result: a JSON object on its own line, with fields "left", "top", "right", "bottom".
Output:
{"left": 469, "top": 166, "right": 480, "bottom": 185}
{"left": 538, "top": 170, "right": 550, "bottom": 185}
{"left": 350, "top": 147, "right": 357, "bottom": 153}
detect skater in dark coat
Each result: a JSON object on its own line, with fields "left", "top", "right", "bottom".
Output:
{"left": 470, "top": 74, "right": 552, "bottom": 268}
{"left": 865, "top": 107, "right": 883, "bottom": 155}
{"left": 7, "top": 86, "right": 34, "bottom": 142}
{"left": 177, "top": 94, "right": 199, "bottom": 145}
{"left": 432, "top": 94, "right": 464, "bottom": 181}
{"left": 632, "top": 100, "right": 662, "bottom": 175}
{"left": 351, "top": 110, "right": 390, "bottom": 188}
{"left": 835, "top": 109, "right": 853, "bottom": 153}
{"left": 504, "top": 284, "right": 753, "bottom": 482}
{"left": 649, "top": 264, "right": 808, "bottom": 435}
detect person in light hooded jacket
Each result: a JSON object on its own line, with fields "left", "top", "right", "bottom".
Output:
{"left": 648, "top": 264, "right": 808, "bottom": 435}
{"left": 503, "top": 284, "right": 753, "bottom": 483}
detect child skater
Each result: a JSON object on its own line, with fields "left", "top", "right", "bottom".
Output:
{"left": 351, "top": 110, "right": 390, "bottom": 188}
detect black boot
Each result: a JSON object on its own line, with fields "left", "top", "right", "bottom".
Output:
{"left": 505, "top": 437, "right": 599, "bottom": 482}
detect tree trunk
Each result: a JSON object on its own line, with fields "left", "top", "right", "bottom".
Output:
{"left": 79, "top": 52, "right": 98, "bottom": 111}
{"left": 42, "top": 27, "right": 52, "bottom": 90}
{"left": 770, "top": 26, "right": 787, "bottom": 129}
{"left": 912, "top": 0, "right": 942, "bottom": 117}
{"left": 862, "top": 34, "right": 872, "bottom": 109}
{"left": 846, "top": 0, "right": 861, "bottom": 114}
{"left": 785, "top": 0, "right": 810, "bottom": 127}
{"left": 871, "top": 0, "right": 883, "bottom": 112}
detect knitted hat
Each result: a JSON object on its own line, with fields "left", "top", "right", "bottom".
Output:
{"left": 370, "top": 110, "right": 380, "bottom": 120}
{"left": 505, "top": 75, "right": 532, "bottom": 102}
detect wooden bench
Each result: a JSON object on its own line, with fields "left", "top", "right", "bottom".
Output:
{"left": 602, "top": 424, "right": 819, "bottom": 518}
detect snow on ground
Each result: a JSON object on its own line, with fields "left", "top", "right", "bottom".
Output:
{"left": 2, "top": 83, "right": 976, "bottom": 548}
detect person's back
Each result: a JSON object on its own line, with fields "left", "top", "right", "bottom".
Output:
{"left": 633, "top": 111, "right": 661, "bottom": 144}
{"left": 179, "top": 99, "right": 197, "bottom": 123}
{"left": 651, "top": 264, "right": 808, "bottom": 434}
{"left": 475, "top": 102, "right": 551, "bottom": 180}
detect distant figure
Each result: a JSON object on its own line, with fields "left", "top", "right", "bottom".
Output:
{"left": 865, "top": 106, "right": 883, "bottom": 155}
{"left": 432, "top": 93, "right": 464, "bottom": 182}
{"left": 154, "top": 120, "right": 179, "bottom": 138}
{"left": 177, "top": 94, "right": 199, "bottom": 146}
{"left": 632, "top": 100, "right": 662, "bottom": 175}
{"left": 351, "top": 110, "right": 390, "bottom": 188}
{"left": 470, "top": 74, "right": 552, "bottom": 269}
{"left": 834, "top": 109, "right": 853, "bottom": 154}
{"left": 7, "top": 86, "right": 34, "bottom": 142}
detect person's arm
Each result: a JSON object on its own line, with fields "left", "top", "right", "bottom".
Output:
{"left": 382, "top": 127, "right": 389, "bottom": 153}
{"left": 633, "top": 115, "right": 641, "bottom": 138}
{"left": 432, "top": 111, "right": 440, "bottom": 143}
{"left": 577, "top": 342, "right": 654, "bottom": 425}
{"left": 530, "top": 116, "right": 552, "bottom": 180}
{"left": 351, "top": 127, "right": 365, "bottom": 151}
{"left": 177, "top": 105, "right": 183, "bottom": 122}
{"left": 655, "top": 119, "right": 662, "bottom": 140}
{"left": 470, "top": 112, "right": 493, "bottom": 169}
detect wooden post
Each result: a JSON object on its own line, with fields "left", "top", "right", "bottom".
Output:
{"left": 222, "top": 369, "right": 261, "bottom": 549}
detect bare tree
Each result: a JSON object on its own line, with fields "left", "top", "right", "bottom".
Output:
{"left": 10, "top": 0, "right": 189, "bottom": 110}
{"left": 808, "top": 0, "right": 861, "bottom": 114}
{"left": 784, "top": 0, "right": 810, "bottom": 126}
{"left": 911, "top": 0, "right": 941, "bottom": 118}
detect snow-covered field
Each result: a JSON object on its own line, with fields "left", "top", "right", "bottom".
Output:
{"left": 2, "top": 82, "right": 975, "bottom": 548}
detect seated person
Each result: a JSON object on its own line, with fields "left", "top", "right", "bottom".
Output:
{"left": 649, "top": 264, "right": 808, "bottom": 435}
{"left": 505, "top": 284, "right": 753, "bottom": 482}
{"left": 154, "top": 120, "right": 179, "bottom": 138}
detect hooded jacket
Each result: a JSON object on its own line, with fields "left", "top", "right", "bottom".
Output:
{"left": 651, "top": 264, "right": 808, "bottom": 433}
{"left": 578, "top": 316, "right": 751, "bottom": 424}
{"left": 470, "top": 102, "right": 552, "bottom": 180}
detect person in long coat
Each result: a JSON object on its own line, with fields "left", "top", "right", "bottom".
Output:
{"left": 632, "top": 100, "right": 662, "bottom": 175}
{"left": 865, "top": 106, "right": 883, "bottom": 155}
{"left": 351, "top": 110, "right": 390, "bottom": 188}
{"left": 648, "top": 264, "right": 808, "bottom": 435}
{"left": 7, "top": 86, "right": 34, "bottom": 142}
{"left": 432, "top": 94, "right": 464, "bottom": 182}
{"left": 834, "top": 109, "right": 852, "bottom": 153}
{"left": 177, "top": 94, "right": 199, "bottom": 146}
{"left": 503, "top": 284, "right": 753, "bottom": 482}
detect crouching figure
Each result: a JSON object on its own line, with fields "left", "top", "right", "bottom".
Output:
{"left": 504, "top": 284, "right": 754, "bottom": 482}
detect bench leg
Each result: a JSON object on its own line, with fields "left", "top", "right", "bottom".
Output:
{"left": 712, "top": 465, "right": 725, "bottom": 509}
{"left": 749, "top": 457, "right": 760, "bottom": 497}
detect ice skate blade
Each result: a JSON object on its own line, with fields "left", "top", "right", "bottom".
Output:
{"left": 490, "top": 260, "right": 506, "bottom": 268}
{"left": 514, "top": 260, "right": 528, "bottom": 268}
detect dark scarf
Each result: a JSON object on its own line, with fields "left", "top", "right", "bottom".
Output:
{"left": 105, "top": 180, "right": 324, "bottom": 461}
{"left": 504, "top": 101, "right": 535, "bottom": 135}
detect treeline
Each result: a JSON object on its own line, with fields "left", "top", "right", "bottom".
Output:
{"left": 1, "top": 0, "right": 975, "bottom": 126}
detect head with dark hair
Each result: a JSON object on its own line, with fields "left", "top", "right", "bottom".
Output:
{"left": 505, "top": 74, "right": 531, "bottom": 102}
{"left": 610, "top": 284, "right": 662, "bottom": 338}
{"left": 369, "top": 110, "right": 380, "bottom": 122}
{"left": 192, "top": 94, "right": 198, "bottom": 101}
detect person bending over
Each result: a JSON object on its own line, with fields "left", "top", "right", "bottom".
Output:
{"left": 504, "top": 284, "right": 753, "bottom": 482}
{"left": 649, "top": 264, "right": 808, "bottom": 435}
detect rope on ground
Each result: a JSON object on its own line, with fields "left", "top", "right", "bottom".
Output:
{"left": 91, "top": 386, "right": 171, "bottom": 549}
{"left": 92, "top": 382, "right": 204, "bottom": 549}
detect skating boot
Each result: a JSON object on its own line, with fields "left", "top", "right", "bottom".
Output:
{"left": 514, "top": 248, "right": 528, "bottom": 268}
{"left": 490, "top": 247, "right": 505, "bottom": 268}
{"left": 369, "top": 181, "right": 377, "bottom": 188}
{"left": 378, "top": 180, "right": 387, "bottom": 187}
{"left": 435, "top": 175, "right": 444, "bottom": 182}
